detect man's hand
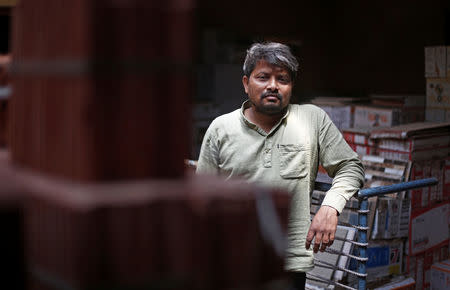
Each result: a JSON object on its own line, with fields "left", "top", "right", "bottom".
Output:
{"left": 305, "top": 205, "right": 338, "bottom": 253}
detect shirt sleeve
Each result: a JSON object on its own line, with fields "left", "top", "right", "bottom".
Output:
{"left": 317, "top": 110, "right": 365, "bottom": 213}
{"left": 196, "top": 123, "right": 220, "bottom": 175}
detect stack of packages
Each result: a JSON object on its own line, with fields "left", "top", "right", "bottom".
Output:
{"left": 309, "top": 96, "right": 367, "bottom": 131}
{"left": 353, "top": 94, "right": 425, "bottom": 128}
{"left": 6, "top": 1, "right": 292, "bottom": 290}
{"left": 319, "top": 98, "right": 449, "bottom": 288}
{"left": 0, "top": 54, "right": 9, "bottom": 147}
{"left": 370, "top": 122, "right": 450, "bottom": 290}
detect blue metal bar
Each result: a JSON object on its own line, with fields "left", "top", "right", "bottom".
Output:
{"left": 358, "top": 178, "right": 438, "bottom": 198}
{"left": 315, "top": 178, "right": 438, "bottom": 199}
{"left": 357, "top": 198, "right": 368, "bottom": 290}
{"left": 313, "top": 177, "right": 439, "bottom": 290}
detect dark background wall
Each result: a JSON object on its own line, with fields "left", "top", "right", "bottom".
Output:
{"left": 0, "top": 8, "right": 10, "bottom": 54}
{"left": 1, "top": 2, "right": 449, "bottom": 97}
{"left": 197, "top": 0, "right": 449, "bottom": 97}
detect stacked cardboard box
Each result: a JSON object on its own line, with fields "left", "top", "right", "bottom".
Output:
{"left": 353, "top": 97, "right": 426, "bottom": 129}
{"left": 370, "top": 122, "right": 450, "bottom": 289}
{"left": 350, "top": 94, "right": 424, "bottom": 129}
{"left": 369, "top": 95, "right": 425, "bottom": 125}
{"left": 310, "top": 95, "right": 425, "bottom": 132}
{"left": 370, "top": 122, "right": 450, "bottom": 209}
{"left": 430, "top": 259, "right": 450, "bottom": 289}
{"left": 425, "top": 46, "right": 450, "bottom": 122}
{"left": 360, "top": 155, "right": 412, "bottom": 240}
{"left": 309, "top": 96, "right": 369, "bottom": 131}
{"left": 342, "top": 127, "right": 377, "bottom": 156}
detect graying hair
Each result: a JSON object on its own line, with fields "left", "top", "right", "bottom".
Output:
{"left": 243, "top": 42, "right": 299, "bottom": 80}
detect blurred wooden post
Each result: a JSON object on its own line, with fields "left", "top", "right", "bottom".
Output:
{"left": 9, "top": 0, "right": 195, "bottom": 181}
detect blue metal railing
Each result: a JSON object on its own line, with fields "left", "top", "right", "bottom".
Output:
{"left": 314, "top": 177, "right": 438, "bottom": 290}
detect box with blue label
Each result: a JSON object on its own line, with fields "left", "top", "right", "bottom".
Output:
{"left": 350, "top": 239, "right": 404, "bottom": 282}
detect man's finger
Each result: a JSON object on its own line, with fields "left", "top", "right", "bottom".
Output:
{"left": 305, "top": 230, "right": 315, "bottom": 249}
{"left": 313, "top": 242, "right": 320, "bottom": 253}
{"left": 313, "top": 232, "right": 323, "bottom": 253}
{"left": 320, "top": 233, "right": 330, "bottom": 252}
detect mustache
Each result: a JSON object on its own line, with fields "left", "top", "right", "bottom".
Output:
{"left": 261, "top": 91, "right": 282, "bottom": 100}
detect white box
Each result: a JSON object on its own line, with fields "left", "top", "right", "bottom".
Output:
{"left": 426, "top": 79, "right": 450, "bottom": 110}
{"left": 409, "top": 202, "right": 449, "bottom": 256}
{"left": 317, "top": 104, "right": 354, "bottom": 130}
{"left": 343, "top": 128, "right": 375, "bottom": 146}
{"left": 354, "top": 105, "right": 400, "bottom": 128}
{"left": 430, "top": 259, "right": 450, "bottom": 290}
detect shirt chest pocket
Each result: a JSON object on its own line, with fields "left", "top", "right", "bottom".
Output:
{"left": 278, "top": 144, "right": 308, "bottom": 179}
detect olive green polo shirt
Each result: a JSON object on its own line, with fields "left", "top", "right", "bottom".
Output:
{"left": 196, "top": 101, "right": 364, "bottom": 272}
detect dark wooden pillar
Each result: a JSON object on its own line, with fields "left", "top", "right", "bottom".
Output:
{"left": 10, "top": 0, "right": 195, "bottom": 181}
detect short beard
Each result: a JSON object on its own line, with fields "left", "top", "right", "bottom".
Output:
{"left": 250, "top": 100, "right": 288, "bottom": 116}
{"left": 250, "top": 92, "right": 288, "bottom": 115}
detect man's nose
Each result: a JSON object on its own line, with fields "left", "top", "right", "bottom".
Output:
{"left": 267, "top": 77, "right": 278, "bottom": 91}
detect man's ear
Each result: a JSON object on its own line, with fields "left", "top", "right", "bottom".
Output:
{"left": 242, "top": 75, "right": 249, "bottom": 94}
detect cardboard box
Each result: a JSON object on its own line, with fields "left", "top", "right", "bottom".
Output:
{"left": 370, "top": 122, "right": 450, "bottom": 140}
{"left": 426, "top": 79, "right": 450, "bottom": 110}
{"left": 316, "top": 104, "right": 354, "bottom": 130}
{"left": 410, "top": 160, "right": 445, "bottom": 212}
{"left": 409, "top": 202, "right": 449, "bottom": 256}
{"left": 354, "top": 105, "right": 401, "bottom": 128}
{"left": 343, "top": 128, "right": 375, "bottom": 146}
{"left": 378, "top": 135, "right": 450, "bottom": 152}
{"left": 425, "top": 108, "right": 449, "bottom": 122}
{"left": 349, "top": 143, "right": 376, "bottom": 156}
{"left": 366, "top": 239, "right": 404, "bottom": 282}
{"left": 430, "top": 259, "right": 450, "bottom": 290}
{"left": 370, "top": 122, "right": 450, "bottom": 162}
{"left": 407, "top": 245, "right": 450, "bottom": 290}
{"left": 306, "top": 225, "right": 356, "bottom": 288}
{"left": 371, "top": 94, "right": 425, "bottom": 108}
{"left": 370, "top": 95, "right": 425, "bottom": 124}
{"left": 377, "top": 147, "right": 450, "bottom": 162}
{"left": 425, "top": 46, "right": 448, "bottom": 78}
{"left": 373, "top": 276, "right": 415, "bottom": 290}
{"left": 371, "top": 196, "right": 410, "bottom": 239}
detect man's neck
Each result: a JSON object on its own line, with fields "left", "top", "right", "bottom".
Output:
{"left": 244, "top": 105, "right": 286, "bottom": 133}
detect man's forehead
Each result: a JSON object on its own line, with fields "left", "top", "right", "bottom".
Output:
{"left": 253, "top": 59, "right": 289, "bottom": 73}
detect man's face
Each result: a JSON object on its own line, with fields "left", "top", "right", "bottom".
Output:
{"left": 242, "top": 60, "right": 293, "bottom": 115}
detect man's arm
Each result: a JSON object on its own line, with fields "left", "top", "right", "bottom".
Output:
{"left": 306, "top": 110, "right": 365, "bottom": 252}
{"left": 196, "top": 125, "right": 220, "bottom": 175}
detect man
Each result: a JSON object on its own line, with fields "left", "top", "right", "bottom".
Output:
{"left": 196, "top": 42, "right": 364, "bottom": 289}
